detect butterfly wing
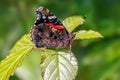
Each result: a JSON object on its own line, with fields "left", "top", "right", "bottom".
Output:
{"left": 30, "top": 7, "right": 75, "bottom": 48}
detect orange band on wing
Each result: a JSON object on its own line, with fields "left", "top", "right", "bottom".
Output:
{"left": 46, "top": 23, "right": 63, "bottom": 30}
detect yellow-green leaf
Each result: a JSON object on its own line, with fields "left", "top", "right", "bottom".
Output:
{"left": 0, "top": 33, "right": 34, "bottom": 80}
{"left": 62, "top": 16, "right": 85, "bottom": 33}
{"left": 15, "top": 50, "right": 42, "bottom": 80}
{"left": 40, "top": 49, "right": 78, "bottom": 80}
{"left": 75, "top": 30, "right": 103, "bottom": 40}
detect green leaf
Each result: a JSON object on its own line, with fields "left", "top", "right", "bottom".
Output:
{"left": 62, "top": 16, "right": 85, "bottom": 33}
{"left": 0, "top": 34, "right": 34, "bottom": 80}
{"left": 40, "top": 49, "right": 78, "bottom": 80}
{"left": 15, "top": 50, "right": 42, "bottom": 80}
{"left": 74, "top": 30, "right": 103, "bottom": 40}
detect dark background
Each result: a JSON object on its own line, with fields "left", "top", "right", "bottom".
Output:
{"left": 0, "top": 0, "right": 120, "bottom": 80}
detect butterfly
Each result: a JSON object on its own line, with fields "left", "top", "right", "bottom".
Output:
{"left": 30, "top": 6, "right": 75, "bottom": 48}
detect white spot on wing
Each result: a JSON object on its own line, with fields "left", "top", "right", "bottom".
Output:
{"left": 37, "top": 7, "right": 44, "bottom": 12}
{"left": 44, "top": 20, "right": 46, "bottom": 22}
{"left": 48, "top": 16, "right": 56, "bottom": 19}
{"left": 42, "top": 16, "right": 46, "bottom": 19}
{"left": 52, "top": 28, "right": 57, "bottom": 32}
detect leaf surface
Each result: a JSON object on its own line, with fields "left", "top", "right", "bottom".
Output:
{"left": 62, "top": 16, "right": 85, "bottom": 33}
{"left": 75, "top": 30, "right": 103, "bottom": 40}
{"left": 0, "top": 34, "right": 34, "bottom": 80}
{"left": 40, "top": 49, "right": 78, "bottom": 80}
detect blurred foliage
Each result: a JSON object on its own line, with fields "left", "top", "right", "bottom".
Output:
{"left": 0, "top": 0, "right": 120, "bottom": 80}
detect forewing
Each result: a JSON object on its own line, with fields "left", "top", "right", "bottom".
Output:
{"left": 30, "top": 7, "right": 70, "bottom": 48}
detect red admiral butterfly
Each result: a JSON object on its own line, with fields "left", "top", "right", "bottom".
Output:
{"left": 30, "top": 7, "right": 75, "bottom": 48}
